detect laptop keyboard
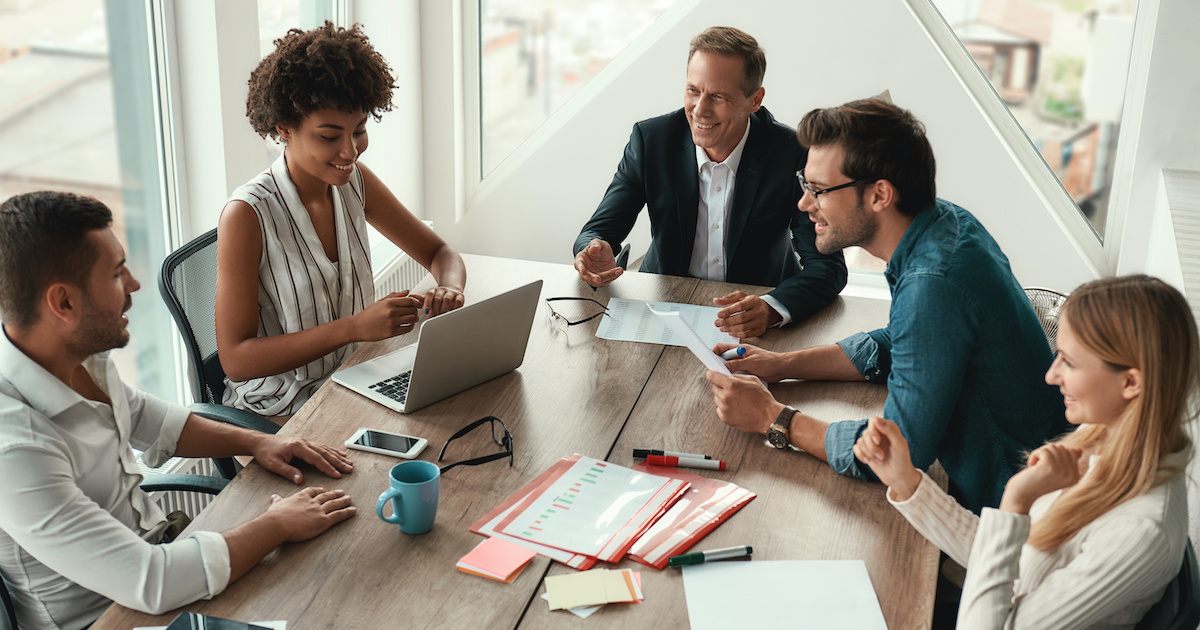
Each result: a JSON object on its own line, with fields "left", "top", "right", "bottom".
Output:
{"left": 368, "top": 371, "right": 412, "bottom": 405}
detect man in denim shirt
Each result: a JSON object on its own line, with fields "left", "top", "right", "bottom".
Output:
{"left": 707, "top": 99, "right": 1069, "bottom": 513}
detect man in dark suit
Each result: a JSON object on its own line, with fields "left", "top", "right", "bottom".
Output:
{"left": 573, "top": 27, "right": 846, "bottom": 337}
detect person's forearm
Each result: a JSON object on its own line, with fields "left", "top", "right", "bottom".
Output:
{"left": 428, "top": 245, "right": 466, "bottom": 291}
{"left": 174, "top": 414, "right": 267, "bottom": 459}
{"left": 788, "top": 413, "right": 828, "bottom": 461}
{"left": 220, "top": 317, "right": 357, "bottom": 382}
{"left": 222, "top": 511, "right": 291, "bottom": 582}
{"left": 785, "top": 344, "right": 867, "bottom": 382}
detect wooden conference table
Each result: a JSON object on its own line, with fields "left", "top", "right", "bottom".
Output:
{"left": 96, "top": 254, "right": 941, "bottom": 630}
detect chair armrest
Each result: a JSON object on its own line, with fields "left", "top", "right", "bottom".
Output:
{"left": 189, "top": 403, "right": 279, "bottom": 435}
{"left": 616, "top": 242, "right": 631, "bottom": 269}
{"left": 140, "top": 473, "right": 228, "bottom": 495}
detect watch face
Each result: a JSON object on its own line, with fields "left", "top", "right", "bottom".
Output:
{"left": 767, "top": 428, "right": 788, "bottom": 449}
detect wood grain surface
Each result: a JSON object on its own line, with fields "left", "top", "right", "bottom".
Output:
{"left": 93, "top": 255, "right": 940, "bottom": 630}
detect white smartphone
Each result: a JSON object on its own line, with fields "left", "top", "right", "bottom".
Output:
{"left": 344, "top": 428, "right": 428, "bottom": 459}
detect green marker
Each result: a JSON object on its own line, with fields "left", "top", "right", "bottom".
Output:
{"left": 668, "top": 545, "right": 753, "bottom": 567}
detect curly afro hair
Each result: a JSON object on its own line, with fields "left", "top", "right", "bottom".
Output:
{"left": 247, "top": 21, "right": 396, "bottom": 138}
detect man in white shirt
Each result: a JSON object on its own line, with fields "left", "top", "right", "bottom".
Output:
{"left": 573, "top": 26, "right": 846, "bottom": 337}
{"left": 0, "top": 191, "right": 357, "bottom": 630}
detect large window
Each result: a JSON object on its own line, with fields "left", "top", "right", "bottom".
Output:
{"left": 479, "top": 0, "right": 678, "bottom": 175}
{"left": 0, "top": 0, "right": 177, "bottom": 401}
{"left": 931, "top": 0, "right": 1138, "bottom": 241}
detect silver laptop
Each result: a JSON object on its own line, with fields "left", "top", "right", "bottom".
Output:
{"left": 332, "top": 280, "right": 542, "bottom": 413}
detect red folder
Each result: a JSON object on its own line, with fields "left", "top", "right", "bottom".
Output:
{"left": 625, "top": 463, "right": 756, "bottom": 569}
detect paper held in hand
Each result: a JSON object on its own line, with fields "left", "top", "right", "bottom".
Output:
{"left": 647, "top": 306, "right": 731, "bottom": 375}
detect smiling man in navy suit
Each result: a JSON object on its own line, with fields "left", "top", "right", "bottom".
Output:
{"left": 573, "top": 26, "right": 846, "bottom": 338}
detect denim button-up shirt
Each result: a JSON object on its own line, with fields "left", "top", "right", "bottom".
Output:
{"left": 826, "top": 200, "right": 1070, "bottom": 513}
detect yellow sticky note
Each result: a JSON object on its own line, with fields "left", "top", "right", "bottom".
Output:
{"left": 545, "top": 569, "right": 642, "bottom": 611}
{"left": 546, "top": 571, "right": 609, "bottom": 610}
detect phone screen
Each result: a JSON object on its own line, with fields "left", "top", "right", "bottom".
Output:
{"left": 354, "top": 430, "right": 419, "bottom": 454}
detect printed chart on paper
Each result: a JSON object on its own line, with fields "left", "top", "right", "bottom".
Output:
{"left": 596, "top": 298, "right": 736, "bottom": 347}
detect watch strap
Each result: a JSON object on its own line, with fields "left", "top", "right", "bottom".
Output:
{"left": 768, "top": 406, "right": 798, "bottom": 449}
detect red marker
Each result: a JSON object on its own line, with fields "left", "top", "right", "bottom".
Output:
{"left": 647, "top": 454, "right": 727, "bottom": 471}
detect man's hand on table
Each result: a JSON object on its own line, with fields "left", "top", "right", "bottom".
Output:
{"left": 713, "top": 291, "right": 781, "bottom": 339}
{"left": 265, "top": 487, "right": 356, "bottom": 542}
{"left": 575, "top": 239, "right": 624, "bottom": 287}
{"left": 706, "top": 371, "right": 784, "bottom": 435}
{"left": 250, "top": 434, "right": 355, "bottom": 484}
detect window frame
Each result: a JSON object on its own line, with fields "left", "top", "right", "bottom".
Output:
{"left": 905, "top": 0, "right": 1159, "bottom": 275}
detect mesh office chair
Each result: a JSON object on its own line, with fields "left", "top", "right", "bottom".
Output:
{"left": 0, "top": 474, "right": 227, "bottom": 630}
{"left": 159, "top": 228, "right": 279, "bottom": 479}
{"left": 1024, "top": 287, "right": 1068, "bottom": 355}
{"left": 1136, "top": 539, "right": 1200, "bottom": 629}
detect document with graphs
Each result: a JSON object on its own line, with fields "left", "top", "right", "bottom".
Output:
{"left": 595, "top": 298, "right": 736, "bottom": 347}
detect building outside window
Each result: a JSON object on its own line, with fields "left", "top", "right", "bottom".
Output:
{"left": 932, "top": 0, "right": 1139, "bottom": 241}
{"left": 479, "top": 0, "right": 678, "bottom": 176}
{"left": 0, "top": 0, "right": 176, "bottom": 401}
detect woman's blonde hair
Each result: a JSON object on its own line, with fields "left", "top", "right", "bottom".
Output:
{"left": 1028, "top": 275, "right": 1198, "bottom": 549}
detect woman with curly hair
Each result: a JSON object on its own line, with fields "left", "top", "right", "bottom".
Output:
{"left": 216, "top": 22, "right": 466, "bottom": 420}
{"left": 855, "top": 274, "right": 1196, "bottom": 629}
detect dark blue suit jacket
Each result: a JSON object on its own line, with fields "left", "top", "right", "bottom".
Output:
{"left": 573, "top": 107, "right": 846, "bottom": 323}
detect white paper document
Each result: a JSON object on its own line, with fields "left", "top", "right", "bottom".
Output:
{"left": 596, "top": 298, "right": 736, "bottom": 347}
{"left": 682, "top": 560, "right": 887, "bottom": 630}
{"left": 647, "top": 306, "right": 731, "bottom": 375}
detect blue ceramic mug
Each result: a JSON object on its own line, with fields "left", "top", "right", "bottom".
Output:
{"left": 375, "top": 460, "right": 440, "bottom": 534}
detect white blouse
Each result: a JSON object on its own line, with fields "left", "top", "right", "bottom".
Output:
{"left": 889, "top": 453, "right": 1189, "bottom": 629}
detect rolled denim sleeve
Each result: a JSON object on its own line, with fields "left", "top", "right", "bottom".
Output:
{"left": 827, "top": 274, "right": 978, "bottom": 481}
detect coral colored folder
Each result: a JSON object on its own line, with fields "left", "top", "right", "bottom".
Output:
{"left": 493, "top": 455, "right": 689, "bottom": 563}
{"left": 469, "top": 454, "right": 597, "bottom": 570}
{"left": 625, "top": 463, "right": 756, "bottom": 569}
{"left": 470, "top": 454, "right": 691, "bottom": 566}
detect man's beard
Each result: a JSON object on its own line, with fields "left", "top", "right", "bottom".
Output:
{"left": 65, "top": 297, "right": 130, "bottom": 358}
{"left": 816, "top": 197, "right": 878, "bottom": 255}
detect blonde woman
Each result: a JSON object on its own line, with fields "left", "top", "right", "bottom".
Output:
{"left": 855, "top": 275, "right": 1195, "bottom": 629}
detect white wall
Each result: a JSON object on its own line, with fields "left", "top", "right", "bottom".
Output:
{"left": 420, "top": 0, "right": 1101, "bottom": 294}
{"left": 1116, "top": 0, "right": 1200, "bottom": 285}
{"left": 172, "top": 0, "right": 268, "bottom": 239}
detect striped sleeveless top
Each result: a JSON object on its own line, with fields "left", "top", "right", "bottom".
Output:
{"left": 222, "top": 152, "right": 375, "bottom": 416}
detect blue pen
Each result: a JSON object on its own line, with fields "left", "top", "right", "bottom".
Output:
{"left": 719, "top": 347, "right": 746, "bottom": 361}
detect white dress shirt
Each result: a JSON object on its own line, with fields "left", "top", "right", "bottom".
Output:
{"left": 0, "top": 328, "right": 230, "bottom": 630}
{"left": 689, "top": 118, "right": 791, "bottom": 324}
{"left": 888, "top": 453, "right": 1188, "bottom": 629}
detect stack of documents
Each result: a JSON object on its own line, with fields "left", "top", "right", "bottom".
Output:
{"left": 469, "top": 454, "right": 690, "bottom": 568}
{"left": 467, "top": 453, "right": 755, "bottom": 583}
{"left": 456, "top": 536, "right": 537, "bottom": 583}
{"left": 543, "top": 568, "right": 644, "bottom": 614}
{"left": 627, "top": 463, "right": 756, "bottom": 569}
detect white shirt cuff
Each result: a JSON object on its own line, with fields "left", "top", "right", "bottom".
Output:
{"left": 760, "top": 294, "right": 791, "bottom": 327}
{"left": 139, "top": 401, "right": 192, "bottom": 469}
{"left": 190, "top": 530, "right": 232, "bottom": 598}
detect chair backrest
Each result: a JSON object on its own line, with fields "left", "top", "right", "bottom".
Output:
{"left": 159, "top": 229, "right": 226, "bottom": 405}
{"left": 1136, "top": 538, "right": 1200, "bottom": 630}
{"left": 0, "top": 571, "right": 17, "bottom": 630}
{"left": 1023, "top": 287, "right": 1068, "bottom": 355}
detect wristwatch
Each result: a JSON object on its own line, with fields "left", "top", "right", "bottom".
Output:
{"left": 767, "top": 406, "right": 798, "bottom": 449}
